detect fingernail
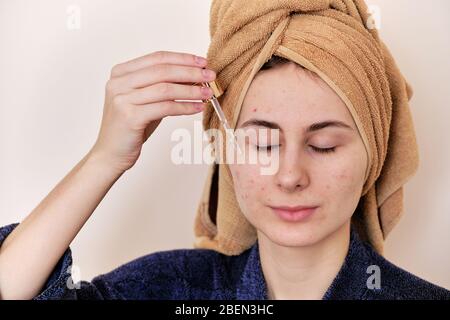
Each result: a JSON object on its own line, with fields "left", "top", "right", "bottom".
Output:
{"left": 202, "top": 69, "right": 215, "bottom": 79}
{"left": 201, "top": 86, "right": 213, "bottom": 96}
{"left": 195, "top": 55, "right": 207, "bottom": 65}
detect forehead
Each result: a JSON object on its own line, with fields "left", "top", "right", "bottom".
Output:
{"left": 238, "top": 62, "right": 356, "bottom": 130}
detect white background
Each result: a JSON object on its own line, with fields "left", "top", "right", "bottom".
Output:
{"left": 1, "top": 0, "right": 449, "bottom": 290}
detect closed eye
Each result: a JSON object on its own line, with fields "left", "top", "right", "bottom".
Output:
{"left": 255, "top": 145, "right": 337, "bottom": 154}
{"left": 310, "top": 146, "right": 336, "bottom": 153}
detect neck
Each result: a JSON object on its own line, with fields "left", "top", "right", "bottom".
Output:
{"left": 257, "top": 221, "right": 351, "bottom": 300}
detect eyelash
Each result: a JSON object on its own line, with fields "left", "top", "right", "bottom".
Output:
{"left": 310, "top": 146, "right": 336, "bottom": 154}
{"left": 255, "top": 145, "right": 336, "bottom": 154}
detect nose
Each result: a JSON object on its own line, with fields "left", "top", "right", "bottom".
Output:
{"left": 275, "top": 146, "right": 309, "bottom": 193}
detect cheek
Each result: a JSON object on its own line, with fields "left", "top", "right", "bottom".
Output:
{"left": 230, "top": 165, "right": 267, "bottom": 204}
{"left": 321, "top": 144, "right": 366, "bottom": 191}
{"left": 322, "top": 162, "right": 365, "bottom": 197}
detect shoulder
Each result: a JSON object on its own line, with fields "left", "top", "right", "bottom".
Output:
{"left": 361, "top": 242, "right": 450, "bottom": 300}
{"left": 92, "top": 247, "right": 242, "bottom": 299}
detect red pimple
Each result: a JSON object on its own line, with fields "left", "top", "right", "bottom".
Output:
{"left": 252, "top": 107, "right": 257, "bottom": 112}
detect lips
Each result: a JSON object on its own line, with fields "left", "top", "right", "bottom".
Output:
{"left": 270, "top": 205, "right": 318, "bottom": 211}
{"left": 269, "top": 205, "right": 318, "bottom": 222}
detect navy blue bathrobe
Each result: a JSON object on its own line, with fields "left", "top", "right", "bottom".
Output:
{"left": 1, "top": 222, "right": 449, "bottom": 300}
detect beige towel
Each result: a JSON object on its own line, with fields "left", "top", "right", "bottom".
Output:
{"left": 193, "top": 0, "right": 419, "bottom": 256}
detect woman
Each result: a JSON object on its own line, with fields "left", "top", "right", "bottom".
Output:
{"left": 1, "top": 0, "right": 449, "bottom": 299}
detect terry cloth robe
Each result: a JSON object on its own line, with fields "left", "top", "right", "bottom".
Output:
{"left": 0, "top": 222, "right": 449, "bottom": 300}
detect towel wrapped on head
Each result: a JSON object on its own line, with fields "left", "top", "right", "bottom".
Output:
{"left": 193, "top": 0, "right": 419, "bottom": 256}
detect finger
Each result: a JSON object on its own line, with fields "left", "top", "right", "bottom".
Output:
{"left": 126, "top": 83, "right": 213, "bottom": 105}
{"left": 110, "top": 51, "right": 208, "bottom": 78}
{"left": 114, "top": 64, "right": 216, "bottom": 92}
{"left": 135, "top": 101, "right": 206, "bottom": 122}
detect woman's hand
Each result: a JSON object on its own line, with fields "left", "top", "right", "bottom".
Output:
{"left": 90, "top": 50, "right": 216, "bottom": 173}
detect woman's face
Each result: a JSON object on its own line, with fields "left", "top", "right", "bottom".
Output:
{"left": 228, "top": 61, "right": 368, "bottom": 247}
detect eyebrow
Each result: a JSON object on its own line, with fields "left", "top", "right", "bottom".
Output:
{"left": 238, "top": 118, "right": 354, "bottom": 133}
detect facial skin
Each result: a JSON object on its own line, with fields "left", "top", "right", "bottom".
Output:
{"left": 228, "top": 61, "right": 368, "bottom": 249}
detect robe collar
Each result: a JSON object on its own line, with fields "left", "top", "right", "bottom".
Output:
{"left": 235, "top": 225, "right": 371, "bottom": 300}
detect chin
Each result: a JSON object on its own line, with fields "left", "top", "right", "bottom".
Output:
{"left": 257, "top": 220, "right": 327, "bottom": 248}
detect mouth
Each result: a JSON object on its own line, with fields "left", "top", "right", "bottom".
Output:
{"left": 268, "top": 205, "right": 318, "bottom": 222}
